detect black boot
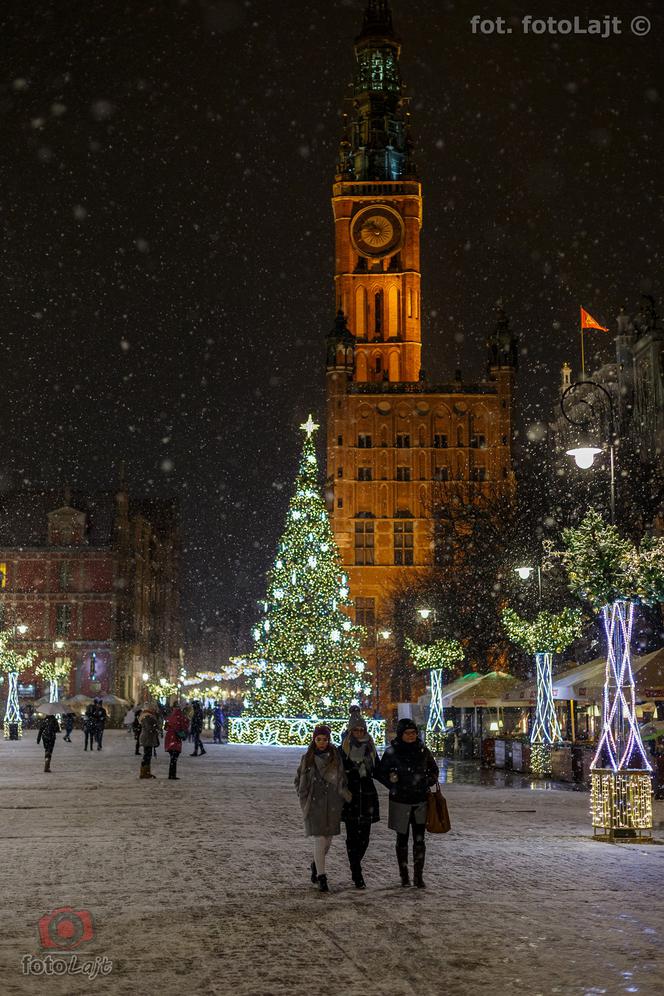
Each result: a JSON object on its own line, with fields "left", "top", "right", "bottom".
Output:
{"left": 199, "top": 747, "right": 206, "bottom": 755}
{"left": 354, "top": 871, "right": 366, "bottom": 890}
{"left": 310, "top": 861, "right": 317, "bottom": 884}
{"left": 190, "top": 750, "right": 199, "bottom": 756}
{"left": 396, "top": 843, "right": 410, "bottom": 886}
{"left": 413, "top": 838, "right": 426, "bottom": 888}
{"left": 317, "top": 875, "right": 329, "bottom": 893}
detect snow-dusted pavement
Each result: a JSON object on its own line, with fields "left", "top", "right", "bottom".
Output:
{"left": 1, "top": 731, "right": 663, "bottom": 996}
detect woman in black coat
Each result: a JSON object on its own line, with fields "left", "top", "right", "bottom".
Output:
{"left": 37, "top": 715, "right": 60, "bottom": 772}
{"left": 376, "top": 718, "right": 439, "bottom": 888}
{"left": 340, "top": 712, "right": 380, "bottom": 889}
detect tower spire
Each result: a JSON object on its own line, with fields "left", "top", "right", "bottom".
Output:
{"left": 337, "top": 0, "right": 415, "bottom": 182}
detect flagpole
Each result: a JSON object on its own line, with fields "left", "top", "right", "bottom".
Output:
{"left": 580, "top": 307, "right": 585, "bottom": 379}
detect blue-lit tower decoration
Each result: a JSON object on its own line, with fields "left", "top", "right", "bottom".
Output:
{"left": 230, "top": 417, "right": 382, "bottom": 747}
{"left": 561, "top": 510, "right": 664, "bottom": 838}
{"left": 405, "top": 637, "right": 464, "bottom": 753}
{"left": 502, "top": 608, "right": 584, "bottom": 776}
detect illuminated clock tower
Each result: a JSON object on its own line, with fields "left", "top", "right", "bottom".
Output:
{"left": 332, "top": 0, "right": 422, "bottom": 385}
{"left": 326, "top": 0, "right": 517, "bottom": 709}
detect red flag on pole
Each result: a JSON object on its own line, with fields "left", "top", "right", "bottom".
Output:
{"left": 580, "top": 307, "right": 609, "bottom": 332}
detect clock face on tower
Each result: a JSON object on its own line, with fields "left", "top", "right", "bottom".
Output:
{"left": 350, "top": 205, "right": 404, "bottom": 259}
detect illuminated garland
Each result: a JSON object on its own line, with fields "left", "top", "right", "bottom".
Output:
{"left": 1, "top": 630, "right": 37, "bottom": 739}
{"left": 145, "top": 678, "right": 179, "bottom": 701}
{"left": 245, "top": 417, "right": 368, "bottom": 718}
{"left": 501, "top": 608, "right": 584, "bottom": 656}
{"left": 229, "top": 715, "right": 385, "bottom": 747}
{"left": 405, "top": 637, "right": 464, "bottom": 671}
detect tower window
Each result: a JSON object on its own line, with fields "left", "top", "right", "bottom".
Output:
{"left": 354, "top": 521, "right": 374, "bottom": 566}
{"left": 470, "top": 434, "right": 486, "bottom": 449}
{"left": 433, "top": 433, "right": 447, "bottom": 449}
{"left": 396, "top": 466, "right": 411, "bottom": 482}
{"left": 59, "top": 561, "right": 71, "bottom": 591}
{"left": 375, "top": 291, "right": 384, "bottom": 337}
{"left": 358, "top": 434, "right": 372, "bottom": 448}
{"left": 394, "top": 521, "right": 414, "bottom": 565}
{"left": 396, "top": 434, "right": 410, "bottom": 448}
{"left": 337, "top": 467, "right": 343, "bottom": 478}
{"left": 337, "top": 435, "right": 343, "bottom": 446}
{"left": 375, "top": 356, "right": 382, "bottom": 375}
{"left": 337, "top": 498, "right": 343, "bottom": 508}
{"left": 456, "top": 426, "right": 464, "bottom": 447}
{"left": 471, "top": 466, "right": 488, "bottom": 482}
{"left": 434, "top": 466, "right": 449, "bottom": 481}
{"left": 358, "top": 467, "right": 373, "bottom": 482}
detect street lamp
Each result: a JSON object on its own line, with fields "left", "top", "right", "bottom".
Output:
{"left": 561, "top": 380, "right": 617, "bottom": 524}
{"left": 373, "top": 627, "right": 391, "bottom": 717}
{"left": 417, "top": 608, "right": 433, "bottom": 621}
{"left": 514, "top": 564, "right": 542, "bottom": 604}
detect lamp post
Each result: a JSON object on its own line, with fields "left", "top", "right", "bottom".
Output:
{"left": 514, "top": 564, "right": 543, "bottom": 606}
{"left": 560, "top": 380, "right": 616, "bottom": 524}
{"left": 373, "top": 627, "right": 391, "bottom": 717}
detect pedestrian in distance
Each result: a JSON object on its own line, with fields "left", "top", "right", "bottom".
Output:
{"left": 212, "top": 701, "right": 225, "bottom": 744}
{"left": 376, "top": 718, "right": 439, "bottom": 889}
{"left": 37, "top": 714, "right": 60, "bottom": 772}
{"left": 83, "top": 704, "right": 96, "bottom": 752}
{"left": 294, "top": 724, "right": 352, "bottom": 893}
{"left": 139, "top": 707, "right": 160, "bottom": 779}
{"left": 190, "top": 701, "right": 206, "bottom": 756}
{"left": 132, "top": 708, "right": 142, "bottom": 755}
{"left": 164, "top": 702, "right": 190, "bottom": 780}
{"left": 340, "top": 710, "right": 380, "bottom": 889}
{"left": 62, "top": 711, "right": 75, "bottom": 743}
{"left": 94, "top": 699, "right": 108, "bottom": 750}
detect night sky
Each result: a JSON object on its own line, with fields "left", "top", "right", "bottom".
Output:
{"left": 1, "top": 0, "right": 662, "bottom": 637}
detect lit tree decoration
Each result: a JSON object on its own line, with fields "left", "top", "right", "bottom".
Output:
{"left": 35, "top": 657, "right": 73, "bottom": 704}
{"left": 244, "top": 416, "right": 367, "bottom": 730}
{"left": 146, "top": 677, "right": 179, "bottom": 704}
{"left": 405, "top": 637, "right": 464, "bottom": 752}
{"left": 502, "top": 608, "right": 584, "bottom": 776}
{"left": 560, "top": 509, "right": 664, "bottom": 838}
{"left": 0, "top": 631, "right": 37, "bottom": 739}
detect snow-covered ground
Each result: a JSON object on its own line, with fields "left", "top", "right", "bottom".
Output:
{"left": 1, "top": 730, "right": 663, "bottom": 996}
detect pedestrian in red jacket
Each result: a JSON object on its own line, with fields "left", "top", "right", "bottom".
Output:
{"left": 164, "top": 704, "right": 190, "bottom": 780}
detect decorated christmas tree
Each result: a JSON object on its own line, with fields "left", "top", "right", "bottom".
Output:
{"left": 233, "top": 417, "right": 374, "bottom": 745}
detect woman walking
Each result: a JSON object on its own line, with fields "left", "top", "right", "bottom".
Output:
{"left": 377, "top": 718, "right": 439, "bottom": 889}
{"left": 62, "top": 711, "right": 75, "bottom": 743}
{"left": 294, "top": 724, "right": 352, "bottom": 893}
{"left": 340, "top": 711, "right": 379, "bottom": 889}
{"left": 37, "top": 714, "right": 60, "bottom": 772}
{"left": 164, "top": 703, "right": 189, "bottom": 780}
{"left": 139, "top": 707, "right": 160, "bottom": 779}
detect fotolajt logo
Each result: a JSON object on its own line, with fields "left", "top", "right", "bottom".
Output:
{"left": 38, "top": 907, "right": 94, "bottom": 951}
{"left": 20, "top": 908, "right": 113, "bottom": 980}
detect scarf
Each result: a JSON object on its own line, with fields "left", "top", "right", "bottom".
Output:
{"left": 342, "top": 733, "right": 376, "bottom": 778}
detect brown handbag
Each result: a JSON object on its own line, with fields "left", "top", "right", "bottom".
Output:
{"left": 426, "top": 784, "right": 451, "bottom": 834}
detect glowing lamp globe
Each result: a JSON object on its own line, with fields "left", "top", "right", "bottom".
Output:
{"left": 515, "top": 566, "right": 533, "bottom": 581}
{"left": 566, "top": 443, "right": 602, "bottom": 470}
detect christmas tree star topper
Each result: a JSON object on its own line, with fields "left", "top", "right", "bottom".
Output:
{"left": 300, "top": 414, "right": 319, "bottom": 438}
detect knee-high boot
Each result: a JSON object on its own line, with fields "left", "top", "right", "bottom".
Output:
{"left": 413, "top": 831, "right": 426, "bottom": 889}
{"left": 396, "top": 838, "right": 410, "bottom": 886}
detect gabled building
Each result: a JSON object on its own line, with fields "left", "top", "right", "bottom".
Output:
{"left": 0, "top": 487, "right": 181, "bottom": 703}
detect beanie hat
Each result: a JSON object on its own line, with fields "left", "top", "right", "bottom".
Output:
{"left": 396, "top": 718, "right": 418, "bottom": 739}
{"left": 348, "top": 709, "right": 367, "bottom": 732}
{"left": 313, "top": 724, "right": 332, "bottom": 740}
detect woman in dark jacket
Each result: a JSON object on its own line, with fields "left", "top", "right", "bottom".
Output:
{"left": 377, "top": 718, "right": 439, "bottom": 888}
{"left": 37, "top": 715, "right": 60, "bottom": 772}
{"left": 138, "top": 708, "right": 160, "bottom": 779}
{"left": 340, "top": 711, "right": 379, "bottom": 889}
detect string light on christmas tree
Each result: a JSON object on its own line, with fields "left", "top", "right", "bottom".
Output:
{"left": 230, "top": 415, "right": 384, "bottom": 747}
{"left": 502, "top": 607, "right": 583, "bottom": 776}
{"left": 35, "top": 655, "right": 73, "bottom": 705}
{"left": 406, "top": 636, "right": 464, "bottom": 753}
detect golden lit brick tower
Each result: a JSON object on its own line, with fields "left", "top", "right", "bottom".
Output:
{"left": 326, "top": 1, "right": 516, "bottom": 710}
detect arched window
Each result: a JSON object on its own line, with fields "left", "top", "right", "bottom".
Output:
{"left": 375, "top": 290, "right": 384, "bottom": 337}
{"left": 356, "top": 352, "right": 368, "bottom": 381}
{"left": 388, "top": 286, "right": 399, "bottom": 337}
{"left": 355, "top": 286, "right": 366, "bottom": 337}
{"left": 388, "top": 352, "right": 400, "bottom": 381}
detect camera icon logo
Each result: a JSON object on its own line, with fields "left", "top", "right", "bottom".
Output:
{"left": 38, "top": 908, "right": 95, "bottom": 951}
